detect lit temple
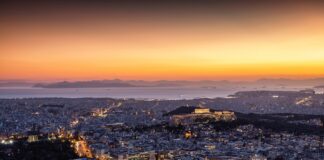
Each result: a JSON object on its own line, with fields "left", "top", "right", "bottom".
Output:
{"left": 165, "top": 106, "right": 237, "bottom": 125}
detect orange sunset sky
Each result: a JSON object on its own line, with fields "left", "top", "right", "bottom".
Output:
{"left": 1, "top": 1, "right": 324, "bottom": 81}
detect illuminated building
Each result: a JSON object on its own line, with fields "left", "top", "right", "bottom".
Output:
{"left": 194, "top": 108, "right": 210, "bottom": 114}
{"left": 27, "top": 125, "right": 40, "bottom": 143}
{"left": 92, "top": 108, "right": 108, "bottom": 118}
{"left": 118, "top": 151, "right": 156, "bottom": 160}
{"left": 27, "top": 131, "right": 39, "bottom": 143}
{"left": 156, "top": 152, "right": 171, "bottom": 160}
{"left": 167, "top": 106, "right": 236, "bottom": 125}
{"left": 250, "top": 154, "right": 267, "bottom": 160}
{"left": 184, "top": 130, "right": 193, "bottom": 139}
{"left": 205, "top": 144, "right": 216, "bottom": 150}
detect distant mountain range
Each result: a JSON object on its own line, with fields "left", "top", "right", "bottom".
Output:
{"left": 33, "top": 80, "right": 135, "bottom": 88}
{"left": 256, "top": 78, "right": 324, "bottom": 86}
{"left": 0, "top": 80, "right": 34, "bottom": 87}
{"left": 33, "top": 78, "right": 324, "bottom": 88}
{"left": 33, "top": 79, "right": 235, "bottom": 88}
{"left": 314, "top": 85, "right": 324, "bottom": 89}
{"left": 1, "top": 78, "right": 324, "bottom": 88}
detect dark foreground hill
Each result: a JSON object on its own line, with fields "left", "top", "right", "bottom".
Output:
{"left": 0, "top": 139, "right": 79, "bottom": 160}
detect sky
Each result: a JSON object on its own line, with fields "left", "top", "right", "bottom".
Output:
{"left": 1, "top": 0, "right": 324, "bottom": 81}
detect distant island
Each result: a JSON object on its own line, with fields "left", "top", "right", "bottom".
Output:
{"left": 32, "top": 78, "right": 324, "bottom": 88}
{"left": 314, "top": 85, "right": 324, "bottom": 89}
{"left": 0, "top": 77, "right": 322, "bottom": 88}
{"left": 33, "top": 80, "right": 135, "bottom": 88}
{"left": 33, "top": 79, "right": 231, "bottom": 88}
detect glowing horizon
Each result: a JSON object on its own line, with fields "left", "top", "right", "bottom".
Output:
{"left": 1, "top": 1, "right": 324, "bottom": 81}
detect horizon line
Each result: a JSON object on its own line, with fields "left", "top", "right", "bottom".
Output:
{"left": 1, "top": 77, "right": 324, "bottom": 83}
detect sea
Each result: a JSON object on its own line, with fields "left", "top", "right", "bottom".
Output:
{"left": 0, "top": 86, "right": 312, "bottom": 100}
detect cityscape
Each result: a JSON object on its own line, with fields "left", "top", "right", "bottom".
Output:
{"left": 1, "top": 90, "right": 324, "bottom": 159}
{"left": 2, "top": 0, "right": 324, "bottom": 160}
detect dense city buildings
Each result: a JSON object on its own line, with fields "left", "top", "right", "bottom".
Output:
{"left": 1, "top": 90, "right": 324, "bottom": 159}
